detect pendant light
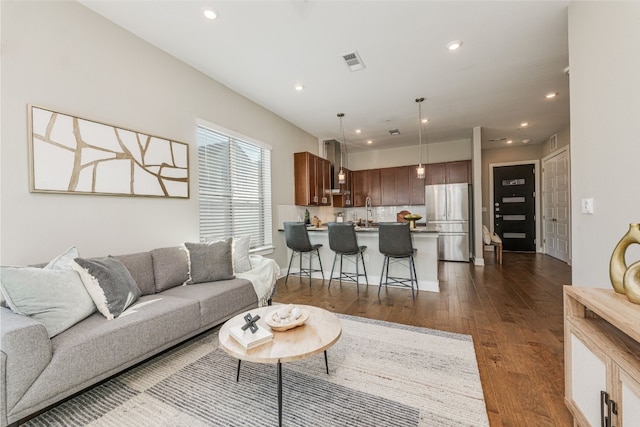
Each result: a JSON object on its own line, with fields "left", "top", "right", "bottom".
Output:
{"left": 337, "top": 113, "right": 346, "bottom": 185}
{"left": 415, "top": 97, "right": 426, "bottom": 179}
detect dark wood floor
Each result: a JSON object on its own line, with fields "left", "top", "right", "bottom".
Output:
{"left": 273, "top": 251, "right": 573, "bottom": 427}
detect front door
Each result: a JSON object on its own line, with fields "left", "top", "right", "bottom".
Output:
{"left": 493, "top": 164, "right": 536, "bottom": 252}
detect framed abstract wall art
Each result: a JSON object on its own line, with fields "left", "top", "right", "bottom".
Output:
{"left": 28, "top": 105, "right": 189, "bottom": 198}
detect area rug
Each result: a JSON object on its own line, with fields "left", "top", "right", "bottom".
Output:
{"left": 24, "top": 315, "right": 489, "bottom": 426}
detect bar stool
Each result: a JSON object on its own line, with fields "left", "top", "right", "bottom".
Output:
{"left": 327, "top": 222, "right": 368, "bottom": 292}
{"left": 378, "top": 222, "right": 417, "bottom": 300}
{"left": 284, "top": 222, "right": 324, "bottom": 285}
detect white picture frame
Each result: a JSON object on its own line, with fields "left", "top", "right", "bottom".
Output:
{"left": 28, "top": 105, "right": 189, "bottom": 198}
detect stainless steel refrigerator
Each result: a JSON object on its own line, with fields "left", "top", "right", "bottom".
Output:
{"left": 425, "top": 183, "right": 470, "bottom": 262}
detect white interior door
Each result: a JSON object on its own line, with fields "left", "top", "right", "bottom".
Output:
{"left": 542, "top": 149, "right": 570, "bottom": 262}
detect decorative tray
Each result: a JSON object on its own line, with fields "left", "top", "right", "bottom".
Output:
{"left": 265, "top": 307, "right": 310, "bottom": 331}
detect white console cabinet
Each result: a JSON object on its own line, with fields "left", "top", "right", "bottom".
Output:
{"left": 564, "top": 287, "right": 640, "bottom": 427}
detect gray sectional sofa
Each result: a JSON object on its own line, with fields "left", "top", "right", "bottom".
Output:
{"left": 0, "top": 245, "right": 272, "bottom": 427}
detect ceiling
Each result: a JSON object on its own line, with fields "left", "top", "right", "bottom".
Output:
{"left": 79, "top": 0, "right": 570, "bottom": 153}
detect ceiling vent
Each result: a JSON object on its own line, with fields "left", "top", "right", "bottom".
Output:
{"left": 342, "top": 51, "right": 366, "bottom": 72}
{"left": 388, "top": 129, "right": 400, "bottom": 136}
{"left": 488, "top": 137, "right": 507, "bottom": 142}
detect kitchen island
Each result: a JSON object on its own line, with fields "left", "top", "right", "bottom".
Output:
{"left": 282, "top": 226, "right": 439, "bottom": 293}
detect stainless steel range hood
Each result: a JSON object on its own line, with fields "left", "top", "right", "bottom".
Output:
{"left": 324, "top": 139, "right": 344, "bottom": 192}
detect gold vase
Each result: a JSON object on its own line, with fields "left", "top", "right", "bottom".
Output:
{"left": 610, "top": 223, "right": 640, "bottom": 295}
{"left": 624, "top": 260, "right": 640, "bottom": 304}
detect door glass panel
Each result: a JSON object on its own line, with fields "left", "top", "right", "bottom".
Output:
{"left": 503, "top": 232, "right": 526, "bottom": 238}
{"left": 503, "top": 196, "right": 525, "bottom": 203}
{"left": 503, "top": 215, "right": 526, "bottom": 221}
{"left": 502, "top": 178, "right": 525, "bottom": 186}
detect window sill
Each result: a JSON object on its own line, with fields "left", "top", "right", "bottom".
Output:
{"left": 250, "top": 245, "right": 275, "bottom": 256}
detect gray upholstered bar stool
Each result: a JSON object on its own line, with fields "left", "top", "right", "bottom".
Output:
{"left": 378, "top": 222, "right": 417, "bottom": 300}
{"left": 327, "top": 222, "right": 368, "bottom": 292}
{"left": 284, "top": 222, "right": 324, "bottom": 286}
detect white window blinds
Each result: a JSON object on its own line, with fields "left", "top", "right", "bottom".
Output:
{"left": 197, "top": 124, "right": 272, "bottom": 249}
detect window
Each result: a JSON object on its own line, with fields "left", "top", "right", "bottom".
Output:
{"left": 197, "top": 121, "right": 272, "bottom": 250}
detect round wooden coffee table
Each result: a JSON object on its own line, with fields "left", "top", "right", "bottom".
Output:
{"left": 219, "top": 305, "right": 342, "bottom": 426}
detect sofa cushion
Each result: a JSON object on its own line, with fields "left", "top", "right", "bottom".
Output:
{"left": 160, "top": 278, "right": 257, "bottom": 327}
{"left": 0, "top": 267, "right": 96, "bottom": 338}
{"left": 183, "top": 238, "right": 235, "bottom": 284}
{"left": 10, "top": 294, "right": 201, "bottom": 418}
{"left": 114, "top": 252, "right": 155, "bottom": 296}
{"left": 150, "top": 247, "right": 189, "bottom": 292}
{"left": 71, "top": 257, "right": 141, "bottom": 320}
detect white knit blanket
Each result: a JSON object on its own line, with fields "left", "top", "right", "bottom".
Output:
{"left": 236, "top": 255, "right": 279, "bottom": 307}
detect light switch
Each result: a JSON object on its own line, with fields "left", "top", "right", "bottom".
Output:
{"left": 581, "top": 198, "right": 594, "bottom": 214}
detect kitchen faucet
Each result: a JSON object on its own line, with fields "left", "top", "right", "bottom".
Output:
{"left": 365, "top": 196, "right": 372, "bottom": 228}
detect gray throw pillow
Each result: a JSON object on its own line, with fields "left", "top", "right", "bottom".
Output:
{"left": 0, "top": 266, "right": 96, "bottom": 338}
{"left": 71, "top": 256, "right": 141, "bottom": 320}
{"left": 150, "top": 247, "right": 190, "bottom": 292}
{"left": 183, "top": 238, "right": 235, "bottom": 284}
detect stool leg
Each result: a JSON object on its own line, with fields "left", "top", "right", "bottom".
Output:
{"left": 329, "top": 252, "right": 338, "bottom": 288}
{"left": 339, "top": 254, "right": 344, "bottom": 285}
{"left": 308, "top": 250, "right": 313, "bottom": 286}
{"left": 316, "top": 249, "right": 325, "bottom": 280}
{"left": 285, "top": 251, "right": 295, "bottom": 284}
{"left": 378, "top": 256, "right": 387, "bottom": 297}
{"left": 409, "top": 255, "right": 416, "bottom": 300}
{"left": 361, "top": 251, "right": 369, "bottom": 285}
{"left": 355, "top": 254, "right": 360, "bottom": 293}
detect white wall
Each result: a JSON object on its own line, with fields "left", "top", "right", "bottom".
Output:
{"left": 0, "top": 1, "right": 318, "bottom": 265}
{"left": 347, "top": 138, "right": 471, "bottom": 170}
{"left": 569, "top": 1, "right": 640, "bottom": 288}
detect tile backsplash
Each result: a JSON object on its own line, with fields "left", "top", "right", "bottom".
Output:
{"left": 277, "top": 204, "right": 426, "bottom": 228}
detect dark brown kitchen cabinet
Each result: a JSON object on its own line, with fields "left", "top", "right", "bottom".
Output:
{"left": 294, "top": 152, "right": 331, "bottom": 206}
{"left": 425, "top": 160, "right": 471, "bottom": 185}
{"left": 352, "top": 169, "right": 381, "bottom": 207}
{"left": 381, "top": 166, "right": 410, "bottom": 206}
{"left": 445, "top": 160, "right": 471, "bottom": 184}
{"left": 425, "top": 162, "right": 446, "bottom": 185}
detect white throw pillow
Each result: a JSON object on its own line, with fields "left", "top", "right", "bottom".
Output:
{"left": 482, "top": 225, "right": 492, "bottom": 245}
{"left": 0, "top": 246, "right": 96, "bottom": 337}
{"left": 232, "top": 235, "right": 253, "bottom": 273}
{"left": 205, "top": 235, "right": 253, "bottom": 274}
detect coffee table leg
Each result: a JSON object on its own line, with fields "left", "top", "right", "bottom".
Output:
{"left": 277, "top": 361, "right": 282, "bottom": 427}
{"left": 324, "top": 350, "right": 329, "bottom": 375}
{"left": 236, "top": 359, "right": 241, "bottom": 382}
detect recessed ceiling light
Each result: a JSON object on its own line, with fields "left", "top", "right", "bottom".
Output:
{"left": 355, "top": 129, "right": 362, "bottom": 134}
{"left": 522, "top": 139, "right": 531, "bottom": 144}
{"left": 545, "top": 92, "right": 558, "bottom": 99}
{"left": 506, "top": 140, "right": 513, "bottom": 144}
{"left": 422, "top": 118, "right": 429, "bottom": 123}
{"left": 367, "top": 140, "right": 373, "bottom": 144}
{"left": 203, "top": 8, "right": 218, "bottom": 20}
{"left": 520, "top": 122, "right": 528, "bottom": 127}
{"left": 447, "top": 40, "right": 463, "bottom": 51}
{"left": 294, "top": 84, "right": 304, "bottom": 91}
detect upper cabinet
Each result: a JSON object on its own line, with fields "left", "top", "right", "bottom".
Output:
{"left": 426, "top": 160, "right": 471, "bottom": 185}
{"left": 445, "top": 160, "right": 471, "bottom": 184}
{"left": 353, "top": 169, "right": 381, "bottom": 207}
{"left": 294, "top": 152, "right": 331, "bottom": 206}
{"left": 295, "top": 155, "right": 471, "bottom": 207}
{"left": 381, "top": 166, "right": 410, "bottom": 206}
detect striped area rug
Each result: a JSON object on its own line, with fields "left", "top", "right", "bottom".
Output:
{"left": 25, "top": 315, "right": 489, "bottom": 426}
